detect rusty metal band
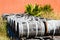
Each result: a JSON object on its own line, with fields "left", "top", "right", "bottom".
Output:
{"left": 26, "top": 22, "right": 29, "bottom": 37}
{"left": 43, "top": 21, "right": 47, "bottom": 34}
{"left": 36, "top": 21, "right": 38, "bottom": 36}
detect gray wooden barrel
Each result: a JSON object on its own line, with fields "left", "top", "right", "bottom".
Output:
{"left": 17, "top": 20, "right": 45, "bottom": 38}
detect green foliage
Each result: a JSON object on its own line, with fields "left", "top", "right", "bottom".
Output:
{"left": 25, "top": 4, "right": 53, "bottom": 17}
{"left": 43, "top": 4, "right": 53, "bottom": 13}
{"left": 25, "top": 4, "right": 32, "bottom": 15}
{"left": 32, "top": 4, "right": 39, "bottom": 15}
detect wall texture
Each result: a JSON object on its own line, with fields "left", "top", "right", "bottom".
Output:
{"left": 0, "top": 0, "right": 60, "bottom": 15}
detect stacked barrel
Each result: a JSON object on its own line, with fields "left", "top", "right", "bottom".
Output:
{"left": 3, "top": 14, "right": 60, "bottom": 39}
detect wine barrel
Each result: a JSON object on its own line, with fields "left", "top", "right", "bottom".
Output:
{"left": 17, "top": 20, "right": 45, "bottom": 38}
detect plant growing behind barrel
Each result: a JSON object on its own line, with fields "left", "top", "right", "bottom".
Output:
{"left": 25, "top": 4, "right": 54, "bottom": 18}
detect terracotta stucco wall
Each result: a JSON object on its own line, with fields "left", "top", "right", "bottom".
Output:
{"left": 0, "top": 0, "right": 60, "bottom": 15}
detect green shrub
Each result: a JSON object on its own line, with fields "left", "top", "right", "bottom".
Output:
{"left": 25, "top": 4, "right": 53, "bottom": 17}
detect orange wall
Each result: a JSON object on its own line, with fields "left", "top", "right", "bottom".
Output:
{"left": 0, "top": 0, "right": 60, "bottom": 15}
